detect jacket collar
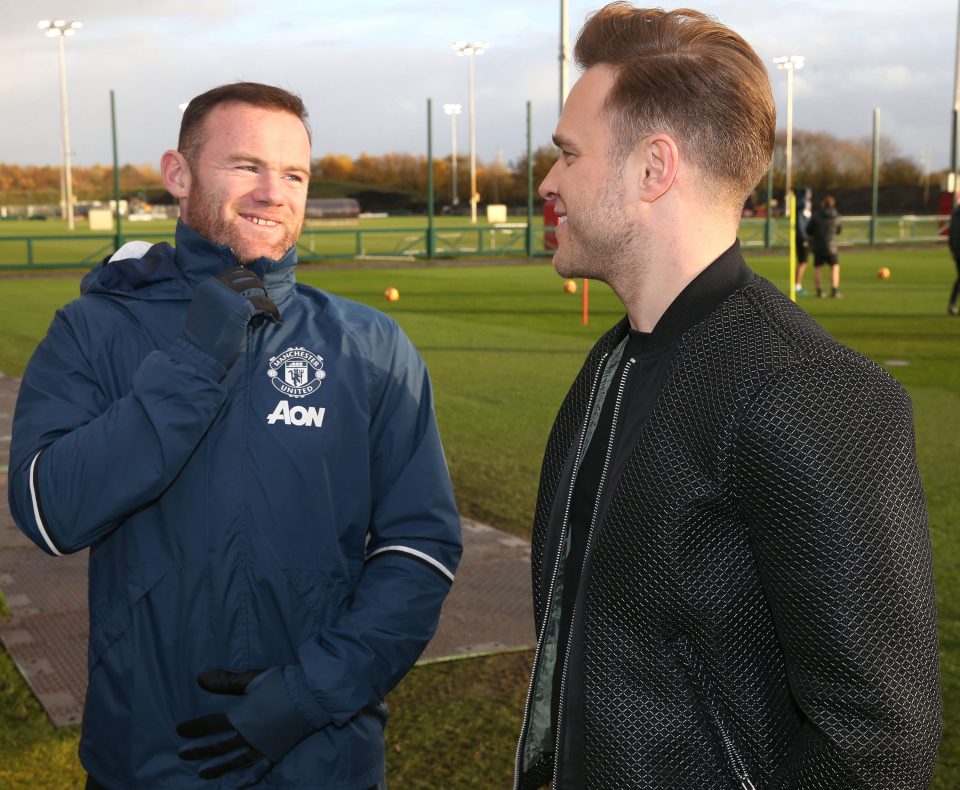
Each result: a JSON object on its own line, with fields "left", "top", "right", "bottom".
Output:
{"left": 643, "top": 240, "right": 754, "bottom": 348}
{"left": 598, "top": 240, "right": 754, "bottom": 357}
{"left": 174, "top": 220, "right": 298, "bottom": 303}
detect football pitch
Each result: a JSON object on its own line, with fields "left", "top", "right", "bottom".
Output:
{"left": 0, "top": 245, "right": 958, "bottom": 787}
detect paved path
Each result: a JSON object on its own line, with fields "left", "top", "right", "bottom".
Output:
{"left": 0, "top": 374, "right": 534, "bottom": 727}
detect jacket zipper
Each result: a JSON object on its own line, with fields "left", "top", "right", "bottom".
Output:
{"left": 513, "top": 352, "right": 608, "bottom": 790}
{"left": 677, "top": 636, "right": 756, "bottom": 790}
{"left": 709, "top": 705, "right": 755, "bottom": 790}
{"left": 552, "top": 357, "right": 634, "bottom": 787}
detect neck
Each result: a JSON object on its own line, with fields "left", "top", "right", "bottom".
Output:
{"left": 611, "top": 206, "right": 739, "bottom": 333}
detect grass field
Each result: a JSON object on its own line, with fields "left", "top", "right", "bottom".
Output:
{"left": 0, "top": 244, "right": 957, "bottom": 787}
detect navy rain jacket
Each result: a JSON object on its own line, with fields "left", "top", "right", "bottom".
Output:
{"left": 8, "top": 222, "right": 462, "bottom": 789}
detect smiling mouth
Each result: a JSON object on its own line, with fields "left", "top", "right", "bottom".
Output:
{"left": 241, "top": 214, "right": 280, "bottom": 228}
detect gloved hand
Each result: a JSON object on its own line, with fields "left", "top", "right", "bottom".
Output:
{"left": 177, "top": 667, "right": 314, "bottom": 783}
{"left": 181, "top": 267, "right": 281, "bottom": 369}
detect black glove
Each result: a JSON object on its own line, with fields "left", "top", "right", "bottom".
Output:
{"left": 177, "top": 667, "right": 314, "bottom": 783}
{"left": 181, "top": 267, "right": 281, "bottom": 370}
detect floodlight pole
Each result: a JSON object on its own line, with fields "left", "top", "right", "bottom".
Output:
{"left": 454, "top": 42, "right": 488, "bottom": 225}
{"left": 774, "top": 55, "right": 804, "bottom": 216}
{"left": 111, "top": 89, "right": 123, "bottom": 251}
{"left": 560, "top": 0, "right": 570, "bottom": 114}
{"left": 39, "top": 19, "right": 82, "bottom": 230}
{"left": 443, "top": 104, "right": 462, "bottom": 206}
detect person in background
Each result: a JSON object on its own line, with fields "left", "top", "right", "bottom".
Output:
{"left": 807, "top": 194, "right": 843, "bottom": 298}
{"left": 9, "top": 82, "right": 462, "bottom": 790}
{"left": 947, "top": 193, "right": 960, "bottom": 315}
{"left": 513, "top": 4, "right": 941, "bottom": 789}
{"left": 794, "top": 185, "right": 812, "bottom": 296}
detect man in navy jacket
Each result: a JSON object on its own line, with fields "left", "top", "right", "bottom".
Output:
{"left": 9, "top": 82, "right": 462, "bottom": 789}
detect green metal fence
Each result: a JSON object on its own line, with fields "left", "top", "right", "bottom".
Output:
{"left": 738, "top": 215, "right": 948, "bottom": 249}
{"left": 0, "top": 215, "right": 948, "bottom": 270}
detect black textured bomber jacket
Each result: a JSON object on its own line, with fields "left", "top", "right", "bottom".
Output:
{"left": 515, "top": 253, "right": 941, "bottom": 789}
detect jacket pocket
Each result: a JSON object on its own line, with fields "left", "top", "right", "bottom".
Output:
{"left": 244, "top": 568, "right": 351, "bottom": 663}
{"left": 671, "top": 635, "right": 758, "bottom": 790}
{"left": 88, "top": 565, "right": 174, "bottom": 671}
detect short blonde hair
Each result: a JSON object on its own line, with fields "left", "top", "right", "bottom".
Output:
{"left": 574, "top": 3, "right": 776, "bottom": 204}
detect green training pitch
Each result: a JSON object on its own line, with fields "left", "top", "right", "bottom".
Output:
{"left": 0, "top": 245, "right": 958, "bottom": 787}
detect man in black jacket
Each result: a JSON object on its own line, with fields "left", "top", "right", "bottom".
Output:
{"left": 948, "top": 196, "right": 960, "bottom": 315}
{"left": 513, "top": 4, "right": 941, "bottom": 789}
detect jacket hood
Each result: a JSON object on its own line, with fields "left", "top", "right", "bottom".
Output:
{"left": 80, "top": 220, "right": 299, "bottom": 302}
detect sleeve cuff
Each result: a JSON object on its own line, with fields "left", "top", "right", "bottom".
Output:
{"left": 226, "top": 667, "right": 315, "bottom": 762}
{"left": 283, "top": 664, "right": 336, "bottom": 731}
{"left": 169, "top": 336, "right": 228, "bottom": 382}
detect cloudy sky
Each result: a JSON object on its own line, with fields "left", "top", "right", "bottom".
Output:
{"left": 2, "top": 0, "right": 956, "bottom": 174}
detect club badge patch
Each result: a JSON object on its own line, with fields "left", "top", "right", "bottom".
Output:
{"left": 267, "top": 347, "right": 326, "bottom": 398}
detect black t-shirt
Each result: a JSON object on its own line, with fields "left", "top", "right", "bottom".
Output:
{"left": 552, "top": 244, "right": 755, "bottom": 788}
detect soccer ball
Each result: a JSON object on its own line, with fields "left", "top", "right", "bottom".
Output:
{"left": 877, "top": 267, "right": 891, "bottom": 280}
{"left": 564, "top": 279, "right": 577, "bottom": 294}
{"left": 384, "top": 287, "right": 400, "bottom": 301}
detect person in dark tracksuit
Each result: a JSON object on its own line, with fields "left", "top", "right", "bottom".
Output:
{"left": 9, "top": 83, "right": 461, "bottom": 790}
{"left": 513, "top": 5, "right": 940, "bottom": 789}
{"left": 806, "top": 194, "right": 843, "bottom": 298}
{"left": 794, "top": 186, "right": 812, "bottom": 296}
{"left": 948, "top": 197, "right": 960, "bottom": 315}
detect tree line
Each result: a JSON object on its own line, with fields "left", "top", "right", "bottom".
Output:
{"left": 0, "top": 129, "right": 941, "bottom": 210}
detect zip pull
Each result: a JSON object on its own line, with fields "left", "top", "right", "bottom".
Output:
{"left": 741, "top": 779, "right": 756, "bottom": 790}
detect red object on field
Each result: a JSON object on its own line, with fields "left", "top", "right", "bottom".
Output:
{"left": 939, "top": 191, "right": 955, "bottom": 236}
{"left": 544, "top": 197, "right": 560, "bottom": 250}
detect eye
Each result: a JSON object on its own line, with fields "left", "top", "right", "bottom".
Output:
{"left": 283, "top": 173, "right": 305, "bottom": 183}
{"left": 237, "top": 164, "right": 258, "bottom": 173}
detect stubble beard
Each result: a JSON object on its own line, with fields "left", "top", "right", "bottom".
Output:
{"left": 552, "top": 178, "right": 637, "bottom": 287}
{"left": 185, "top": 176, "right": 303, "bottom": 266}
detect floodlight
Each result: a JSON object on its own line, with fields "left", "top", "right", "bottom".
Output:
{"left": 452, "top": 43, "right": 489, "bottom": 223}
{"left": 38, "top": 18, "right": 82, "bottom": 230}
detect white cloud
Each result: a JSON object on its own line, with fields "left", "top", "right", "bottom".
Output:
{"left": 2, "top": 0, "right": 956, "bottom": 170}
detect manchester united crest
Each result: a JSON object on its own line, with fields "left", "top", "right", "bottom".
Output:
{"left": 267, "top": 347, "right": 326, "bottom": 398}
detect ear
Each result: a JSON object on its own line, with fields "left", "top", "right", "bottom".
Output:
{"left": 160, "top": 149, "right": 191, "bottom": 200}
{"left": 635, "top": 134, "right": 679, "bottom": 203}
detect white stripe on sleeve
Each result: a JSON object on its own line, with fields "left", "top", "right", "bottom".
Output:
{"left": 365, "top": 545, "right": 455, "bottom": 583}
{"left": 29, "top": 451, "right": 62, "bottom": 556}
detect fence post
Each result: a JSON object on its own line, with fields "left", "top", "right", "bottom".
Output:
{"left": 426, "top": 99, "right": 435, "bottom": 260}
{"left": 764, "top": 166, "right": 773, "bottom": 249}
{"left": 526, "top": 101, "right": 534, "bottom": 257}
{"left": 870, "top": 107, "right": 880, "bottom": 245}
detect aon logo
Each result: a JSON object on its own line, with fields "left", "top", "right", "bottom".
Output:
{"left": 267, "top": 400, "right": 325, "bottom": 428}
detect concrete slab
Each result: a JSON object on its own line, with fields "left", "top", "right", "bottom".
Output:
{"left": 420, "top": 518, "right": 534, "bottom": 662}
{"left": 0, "top": 374, "right": 535, "bottom": 728}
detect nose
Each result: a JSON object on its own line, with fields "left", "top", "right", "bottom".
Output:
{"left": 252, "top": 171, "right": 284, "bottom": 205}
{"left": 539, "top": 157, "right": 562, "bottom": 201}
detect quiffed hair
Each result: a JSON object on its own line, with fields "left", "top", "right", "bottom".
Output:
{"left": 574, "top": 3, "right": 775, "bottom": 204}
{"left": 178, "top": 82, "right": 311, "bottom": 166}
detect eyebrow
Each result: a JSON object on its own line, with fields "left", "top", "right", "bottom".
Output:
{"left": 552, "top": 134, "right": 574, "bottom": 150}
